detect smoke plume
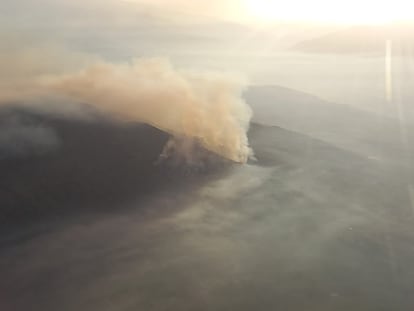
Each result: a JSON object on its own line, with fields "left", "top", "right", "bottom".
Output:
{"left": 43, "top": 58, "right": 252, "bottom": 163}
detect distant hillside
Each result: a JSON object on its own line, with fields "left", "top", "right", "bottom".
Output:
{"left": 245, "top": 85, "right": 413, "bottom": 161}
{"left": 292, "top": 23, "right": 414, "bottom": 55}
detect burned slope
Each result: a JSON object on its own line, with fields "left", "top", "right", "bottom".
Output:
{"left": 0, "top": 106, "right": 229, "bottom": 225}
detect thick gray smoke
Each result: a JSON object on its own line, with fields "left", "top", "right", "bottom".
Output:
{"left": 42, "top": 58, "right": 252, "bottom": 163}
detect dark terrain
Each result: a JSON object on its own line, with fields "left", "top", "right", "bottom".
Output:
{"left": 1, "top": 87, "right": 414, "bottom": 310}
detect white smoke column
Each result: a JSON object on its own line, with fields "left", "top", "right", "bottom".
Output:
{"left": 46, "top": 58, "right": 252, "bottom": 163}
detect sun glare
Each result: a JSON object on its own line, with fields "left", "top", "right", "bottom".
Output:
{"left": 243, "top": 0, "right": 413, "bottom": 24}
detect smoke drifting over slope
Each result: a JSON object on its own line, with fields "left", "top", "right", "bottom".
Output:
{"left": 43, "top": 58, "right": 252, "bottom": 163}
{"left": 0, "top": 114, "right": 59, "bottom": 159}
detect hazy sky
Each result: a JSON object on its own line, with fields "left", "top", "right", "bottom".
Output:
{"left": 2, "top": 0, "right": 413, "bottom": 27}
{"left": 1, "top": 0, "right": 412, "bottom": 114}
{"left": 116, "top": 0, "right": 413, "bottom": 24}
